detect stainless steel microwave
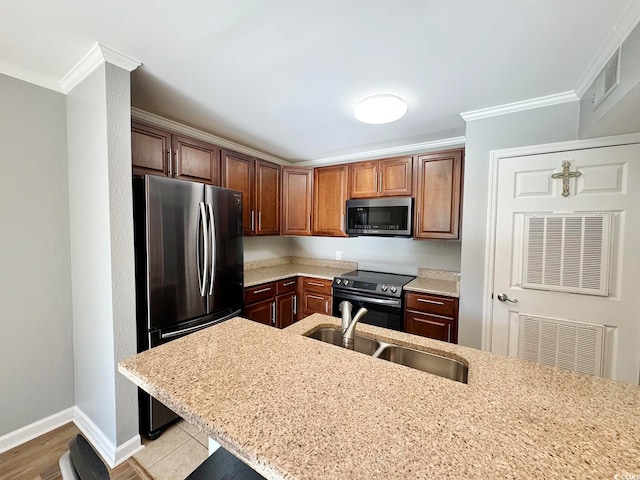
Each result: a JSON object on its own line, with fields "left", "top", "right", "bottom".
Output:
{"left": 346, "top": 197, "right": 413, "bottom": 237}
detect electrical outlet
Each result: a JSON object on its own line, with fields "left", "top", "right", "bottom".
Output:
{"left": 336, "top": 251, "right": 342, "bottom": 260}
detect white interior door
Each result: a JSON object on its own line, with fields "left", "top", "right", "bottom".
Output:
{"left": 490, "top": 142, "right": 640, "bottom": 384}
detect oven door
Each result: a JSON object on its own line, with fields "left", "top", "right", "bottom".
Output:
{"left": 332, "top": 290, "right": 404, "bottom": 331}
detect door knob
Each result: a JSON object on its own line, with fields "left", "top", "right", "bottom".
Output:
{"left": 497, "top": 293, "right": 518, "bottom": 303}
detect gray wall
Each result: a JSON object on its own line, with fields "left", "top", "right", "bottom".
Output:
{"left": 458, "top": 102, "right": 580, "bottom": 349}
{"left": 67, "top": 64, "right": 138, "bottom": 446}
{"left": 290, "top": 236, "right": 461, "bottom": 275}
{"left": 0, "top": 74, "right": 74, "bottom": 435}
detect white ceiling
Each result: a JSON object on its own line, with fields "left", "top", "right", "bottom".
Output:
{"left": 0, "top": 0, "right": 636, "bottom": 162}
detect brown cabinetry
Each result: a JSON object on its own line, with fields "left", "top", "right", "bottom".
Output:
{"left": 244, "top": 277, "right": 298, "bottom": 328}
{"left": 281, "top": 167, "right": 313, "bottom": 236}
{"left": 313, "top": 165, "right": 348, "bottom": 237}
{"left": 414, "top": 149, "right": 463, "bottom": 240}
{"left": 131, "top": 121, "right": 220, "bottom": 185}
{"left": 298, "top": 276, "right": 333, "bottom": 319}
{"left": 222, "top": 149, "right": 280, "bottom": 236}
{"left": 404, "top": 292, "right": 458, "bottom": 343}
{"left": 349, "top": 156, "right": 413, "bottom": 198}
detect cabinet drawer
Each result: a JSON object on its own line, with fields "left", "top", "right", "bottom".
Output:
{"left": 277, "top": 277, "right": 297, "bottom": 295}
{"left": 405, "top": 292, "right": 456, "bottom": 317}
{"left": 244, "top": 282, "right": 276, "bottom": 304}
{"left": 301, "top": 276, "right": 332, "bottom": 294}
{"left": 405, "top": 311, "right": 456, "bottom": 343}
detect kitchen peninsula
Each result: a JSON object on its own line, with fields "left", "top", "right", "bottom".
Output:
{"left": 118, "top": 315, "right": 640, "bottom": 479}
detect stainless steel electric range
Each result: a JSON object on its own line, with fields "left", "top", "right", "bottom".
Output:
{"left": 332, "top": 270, "right": 416, "bottom": 331}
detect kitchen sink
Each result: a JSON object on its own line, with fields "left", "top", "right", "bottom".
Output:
{"left": 306, "top": 327, "right": 381, "bottom": 355}
{"left": 305, "top": 327, "right": 468, "bottom": 384}
{"left": 376, "top": 345, "right": 468, "bottom": 383}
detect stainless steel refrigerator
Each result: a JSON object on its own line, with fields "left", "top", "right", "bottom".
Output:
{"left": 133, "top": 175, "right": 244, "bottom": 439}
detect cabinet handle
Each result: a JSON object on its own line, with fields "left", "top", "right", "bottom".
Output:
{"left": 258, "top": 211, "right": 262, "bottom": 231}
{"left": 282, "top": 281, "right": 296, "bottom": 287}
{"left": 293, "top": 295, "right": 297, "bottom": 315}
{"left": 253, "top": 287, "right": 272, "bottom": 294}
{"left": 271, "top": 302, "right": 276, "bottom": 325}
{"left": 174, "top": 149, "right": 179, "bottom": 177}
{"left": 167, "top": 148, "right": 173, "bottom": 177}
{"left": 251, "top": 211, "right": 255, "bottom": 231}
{"left": 379, "top": 171, "right": 383, "bottom": 193}
{"left": 417, "top": 298, "right": 445, "bottom": 306}
{"left": 374, "top": 172, "right": 378, "bottom": 192}
{"left": 307, "top": 294, "right": 324, "bottom": 300}
{"left": 307, "top": 281, "right": 325, "bottom": 287}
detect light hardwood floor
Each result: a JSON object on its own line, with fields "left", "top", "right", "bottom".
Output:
{"left": 0, "top": 422, "right": 151, "bottom": 480}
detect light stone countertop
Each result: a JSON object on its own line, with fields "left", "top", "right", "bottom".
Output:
{"left": 403, "top": 268, "right": 460, "bottom": 297}
{"left": 244, "top": 264, "right": 353, "bottom": 287}
{"left": 118, "top": 314, "right": 640, "bottom": 479}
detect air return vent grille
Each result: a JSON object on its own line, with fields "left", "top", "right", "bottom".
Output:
{"left": 519, "top": 314, "right": 604, "bottom": 377}
{"left": 522, "top": 213, "right": 611, "bottom": 296}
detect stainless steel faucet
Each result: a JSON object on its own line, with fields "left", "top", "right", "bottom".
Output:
{"left": 339, "top": 301, "right": 368, "bottom": 349}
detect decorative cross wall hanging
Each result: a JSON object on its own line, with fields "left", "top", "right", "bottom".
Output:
{"left": 551, "top": 161, "right": 582, "bottom": 197}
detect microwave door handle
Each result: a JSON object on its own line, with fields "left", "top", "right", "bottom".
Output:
{"left": 207, "top": 203, "right": 216, "bottom": 296}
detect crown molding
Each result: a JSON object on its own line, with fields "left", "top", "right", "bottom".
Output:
{"left": 296, "top": 136, "right": 466, "bottom": 167}
{"left": 0, "top": 58, "right": 65, "bottom": 93}
{"left": 60, "top": 43, "right": 141, "bottom": 94}
{"left": 574, "top": 0, "right": 640, "bottom": 97}
{"left": 130, "top": 107, "right": 290, "bottom": 166}
{"left": 460, "top": 91, "right": 578, "bottom": 122}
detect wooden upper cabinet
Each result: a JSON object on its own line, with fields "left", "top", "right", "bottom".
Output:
{"left": 255, "top": 159, "right": 280, "bottom": 235}
{"left": 172, "top": 135, "right": 220, "bottom": 185}
{"left": 221, "top": 149, "right": 280, "bottom": 236}
{"left": 349, "top": 156, "right": 412, "bottom": 198}
{"left": 281, "top": 167, "right": 313, "bottom": 236}
{"left": 132, "top": 122, "right": 171, "bottom": 176}
{"left": 131, "top": 120, "right": 221, "bottom": 185}
{"left": 414, "top": 149, "right": 463, "bottom": 240}
{"left": 313, "top": 165, "right": 348, "bottom": 237}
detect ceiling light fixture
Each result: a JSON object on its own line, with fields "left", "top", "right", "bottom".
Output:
{"left": 354, "top": 94, "right": 407, "bottom": 124}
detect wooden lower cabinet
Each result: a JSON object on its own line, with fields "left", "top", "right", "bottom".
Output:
{"left": 298, "top": 276, "right": 333, "bottom": 319}
{"left": 404, "top": 292, "right": 458, "bottom": 343}
{"left": 244, "top": 277, "right": 298, "bottom": 328}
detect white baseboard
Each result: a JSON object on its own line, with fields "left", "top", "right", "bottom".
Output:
{"left": 0, "top": 406, "right": 142, "bottom": 469}
{"left": 0, "top": 407, "right": 75, "bottom": 454}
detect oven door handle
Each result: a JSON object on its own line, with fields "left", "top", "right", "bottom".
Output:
{"left": 334, "top": 291, "right": 402, "bottom": 307}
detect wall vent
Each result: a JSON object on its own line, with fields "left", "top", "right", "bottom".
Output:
{"left": 592, "top": 48, "right": 620, "bottom": 109}
{"left": 519, "top": 314, "right": 604, "bottom": 377}
{"left": 522, "top": 213, "right": 611, "bottom": 296}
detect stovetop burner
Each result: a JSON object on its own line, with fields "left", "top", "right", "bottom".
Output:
{"left": 333, "top": 270, "right": 415, "bottom": 298}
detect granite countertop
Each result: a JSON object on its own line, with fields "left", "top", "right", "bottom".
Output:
{"left": 118, "top": 314, "right": 640, "bottom": 479}
{"left": 244, "top": 257, "right": 356, "bottom": 287}
{"left": 403, "top": 268, "right": 460, "bottom": 297}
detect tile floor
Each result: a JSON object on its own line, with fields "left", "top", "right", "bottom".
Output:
{"left": 134, "top": 420, "right": 209, "bottom": 480}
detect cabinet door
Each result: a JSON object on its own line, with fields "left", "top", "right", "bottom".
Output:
{"left": 255, "top": 159, "right": 280, "bottom": 235}
{"left": 414, "top": 149, "right": 463, "bottom": 239}
{"left": 301, "top": 291, "right": 332, "bottom": 317}
{"left": 405, "top": 311, "right": 455, "bottom": 343}
{"left": 132, "top": 122, "right": 171, "bottom": 177}
{"left": 245, "top": 299, "right": 275, "bottom": 327}
{"left": 281, "top": 167, "right": 313, "bottom": 236}
{"left": 276, "top": 292, "right": 296, "bottom": 329}
{"left": 313, "top": 165, "right": 348, "bottom": 237}
{"left": 172, "top": 135, "right": 220, "bottom": 185}
{"left": 221, "top": 150, "right": 254, "bottom": 236}
{"left": 349, "top": 161, "right": 379, "bottom": 199}
{"left": 380, "top": 156, "right": 412, "bottom": 197}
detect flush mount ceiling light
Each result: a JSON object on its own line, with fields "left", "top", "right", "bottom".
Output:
{"left": 354, "top": 94, "right": 407, "bottom": 124}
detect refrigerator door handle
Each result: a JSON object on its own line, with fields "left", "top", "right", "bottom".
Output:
{"left": 207, "top": 203, "right": 216, "bottom": 296}
{"left": 160, "top": 309, "right": 242, "bottom": 339}
{"left": 198, "top": 202, "right": 209, "bottom": 297}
